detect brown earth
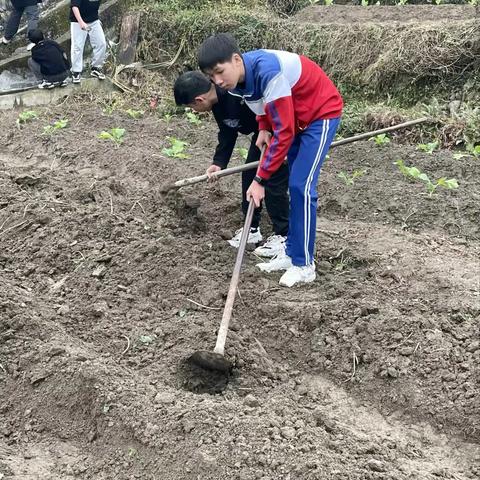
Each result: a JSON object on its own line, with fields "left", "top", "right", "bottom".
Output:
{"left": 0, "top": 97, "right": 479, "bottom": 479}
{"left": 294, "top": 4, "right": 478, "bottom": 24}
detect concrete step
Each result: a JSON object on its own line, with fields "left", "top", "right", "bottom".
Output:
{"left": 0, "top": 77, "right": 114, "bottom": 110}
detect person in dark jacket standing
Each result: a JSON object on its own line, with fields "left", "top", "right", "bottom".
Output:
{"left": 27, "top": 29, "right": 70, "bottom": 89}
{"left": 0, "top": 0, "right": 41, "bottom": 50}
{"left": 174, "top": 70, "right": 290, "bottom": 258}
{"left": 70, "top": 0, "right": 106, "bottom": 84}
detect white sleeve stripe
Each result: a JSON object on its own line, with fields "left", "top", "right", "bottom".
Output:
{"left": 263, "top": 73, "right": 292, "bottom": 105}
{"left": 264, "top": 49, "right": 302, "bottom": 87}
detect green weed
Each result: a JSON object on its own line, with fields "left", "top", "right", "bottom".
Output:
{"left": 43, "top": 119, "right": 68, "bottom": 136}
{"left": 98, "top": 128, "right": 126, "bottom": 146}
{"left": 466, "top": 144, "right": 480, "bottom": 158}
{"left": 237, "top": 147, "right": 248, "bottom": 160}
{"left": 394, "top": 159, "right": 459, "bottom": 196}
{"left": 417, "top": 140, "right": 439, "bottom": 154}
{"left": 16, "top": 110, "right": 38, "bottom": 127}
{"left": 338, "top": 169, "right": 367, "bottom": 186}
{"left": 185, "top": 108, "right": 201, "bottom": 125}
{"left": 162, "top": 137, "right": 189, "bottom": 158}
{"left": 126, "top": 109, "right": 144, "bottom": 119}
{"left": 370, "top": 133, "right": 391, "bottom": 147}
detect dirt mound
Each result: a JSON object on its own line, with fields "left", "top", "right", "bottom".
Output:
{"left": 295, "top": 4, "right": 477, "bottom": 24}
{"left": 0, "top": 101, "right": 479, "bottom": 479}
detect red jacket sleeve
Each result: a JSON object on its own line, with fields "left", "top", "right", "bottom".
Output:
{"left": 257, "top": 96, "right": 295, "bottom": 180}
{"left": 256, "top": 114, "right": 271, "bottom": 132}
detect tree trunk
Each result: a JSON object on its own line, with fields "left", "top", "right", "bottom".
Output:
{"left": 117, "top": 11, "right": 140, "bottom": 66}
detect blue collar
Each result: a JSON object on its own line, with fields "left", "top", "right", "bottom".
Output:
{"left": 231, "top": 53, "right": 254, "bottom": 98}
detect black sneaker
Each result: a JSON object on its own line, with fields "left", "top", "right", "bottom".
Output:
{"left": 38, "top": 80, "right": 56, "bottom": 89}
{"left": 60, "top": 79, "right": 68, "bottom": 87}
{"left": 90, "top": 67, "right": 106, "bottom": 80}
{"left": 72, "top": 72, "right": 81, "bottom": 84}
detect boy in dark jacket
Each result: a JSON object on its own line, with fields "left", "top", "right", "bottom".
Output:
{"left": 0, "top": 0, "right": 41, "bottom": 50}
{"left": 198, "top": 33, "right": 343, "bottom": 287}
{"left": 27, "top": 29, "right": 70, "bottom": 89}
{"left": 174, "top": 70, "right": 289, "bottom": 257}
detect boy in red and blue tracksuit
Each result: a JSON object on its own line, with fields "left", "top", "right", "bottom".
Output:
{"left": 198, "top": 33, "right": 343, "bottom": 287}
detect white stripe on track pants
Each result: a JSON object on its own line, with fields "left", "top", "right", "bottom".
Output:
{"left": 285, "top": 117, "right": 341, "bottom": 266}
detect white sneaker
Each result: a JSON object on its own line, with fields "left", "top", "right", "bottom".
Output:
{"left": 26, "top": 42, "right": 35, "bottom": 51}
{"left": 256, "top": 251, "right": 293, "bottom": 273}
{"left": 254, "top": 235, "right": 286, "bottom": 258}
{"left": 228, "top": 227, "right": 262, "bottom": 248}
{"left": 279, "top": 264, "right": 316, "bottom": 288}
{"left": 38, "top": 80, "right": 56, "bottom": 89}
{"left": 1, "top": 37, "right": 11, "bottom": 45}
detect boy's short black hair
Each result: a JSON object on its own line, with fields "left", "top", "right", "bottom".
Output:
{"left": 28, "top": 29, "right": 44, "bottom": 44}
{"left": 174, "top": 71, "right": 212, "bottom": 106}
{"left": 198, "top": 33, "right": 241, "bottom": 72}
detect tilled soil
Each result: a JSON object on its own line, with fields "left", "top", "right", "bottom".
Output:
{"left": 0, "top": 100, "right": 479, "bottom": 479}
{"left": 294, "top": 4, "right": 477, "bottom": 24}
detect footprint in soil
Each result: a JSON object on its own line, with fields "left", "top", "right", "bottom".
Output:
{"left": 178, "top": 359, "right": 231, "bottom": 394}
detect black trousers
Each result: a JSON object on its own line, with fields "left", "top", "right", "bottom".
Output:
{"left": 241, "top": 133, "right": 289, "bottom": 236}
{"left": 4, "top": 4, "right": 39, "bottom": 41}
{"left": 28, "top": 58, "right": 69, "bottom": 82}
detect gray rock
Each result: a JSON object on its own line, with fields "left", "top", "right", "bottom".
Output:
{"left": 155, "top": 391, "right": 175, "bottom": 405}
{"left": 387, "top": 367, "right": 399, "bottom": 378}
{"left": 399, "top": 346, "right": 414, "bottom": 356}
{"left": 183, "top": 420, "right": 195, "bottom": 433}
{"left": 57, "top": 305, "right": 70, "bottom": 315}
{"left": 297, "top": 384, "right": 308, "bottom": 395}
{"left": 92, "top": 265, "right": 107, "bottom": 278}
{"left": 367, "top": 459, "right": 386, "bottom": 472}
{"left": 467, "top": 341, "right": 479, "bottom": 353}
{"left": 280, "top": 427, "right": 296, "bottom": 439}
{"left": 244, "top": 394, "right": 260, "bottom": 408}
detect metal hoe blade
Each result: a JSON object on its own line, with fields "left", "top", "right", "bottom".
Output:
{"left": 188, "top": 351, "right": 232, "bottom": 373}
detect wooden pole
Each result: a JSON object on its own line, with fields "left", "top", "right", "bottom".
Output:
{"left": 168, "top": 117, "right": 430, "bottom": 191}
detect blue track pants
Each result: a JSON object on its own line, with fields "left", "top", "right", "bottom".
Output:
{"left": 286, "top": 117, "right": 341, "bottom": 266}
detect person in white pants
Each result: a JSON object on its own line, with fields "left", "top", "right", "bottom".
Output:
{"left": 70, "top": 0, "right": 106, "bottom": 83}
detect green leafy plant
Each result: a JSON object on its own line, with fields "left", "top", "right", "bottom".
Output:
{"left": 361, "top": 0, "right": 369, "bottom": 6}
{"left": 466, "top": 144, "right": 480, "bottom": 158}
{"left": 162, "top": 137, "right": 189, "bottom": 158}
{"left": 324, "top": 0, "right": 334, "bottom": 5}
{"left": 452, "top": 152, "right": 471, "bottom": 160}
{"left": 338, "top": 169, "right": 367, "bottom": 186}
{"left": 434, "top": 0, "right": 442, "bottom": 4}
{"left": 126, "top": 109, "right": 144, "bottom": 119}
{"left": 417, "top": 140, "right": 439, "bottom": 154}
{"left": 427, "top": 177, "right": 459, "bottom": 195}
{"left": 237, "top": 147, "right": 248, "bottom": 160}
{"left": 185, "top": 108, "right": 201, "bottom": 125}
{"left": 98, "top": 128, "right": 126, "bottom": 146}
{"left": 102, "top": 98, "right": 119, "bottom": 116}
{"left": 370, "top": 133, "right": 391, "bottom": 147}
{"left": 394, "top": 160, "right": 459, "bottom": 196}
{"left": 16, "top": 110, "right": 38, "bottom": 127}
{"left": 43, "top": 119, "right": 68, "bottom": 135}
{"left": 397, "top": 0, "right": 408, "bottom": 4}
{"left": 163, "top": 113, "right": 173, "bottom": 124}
